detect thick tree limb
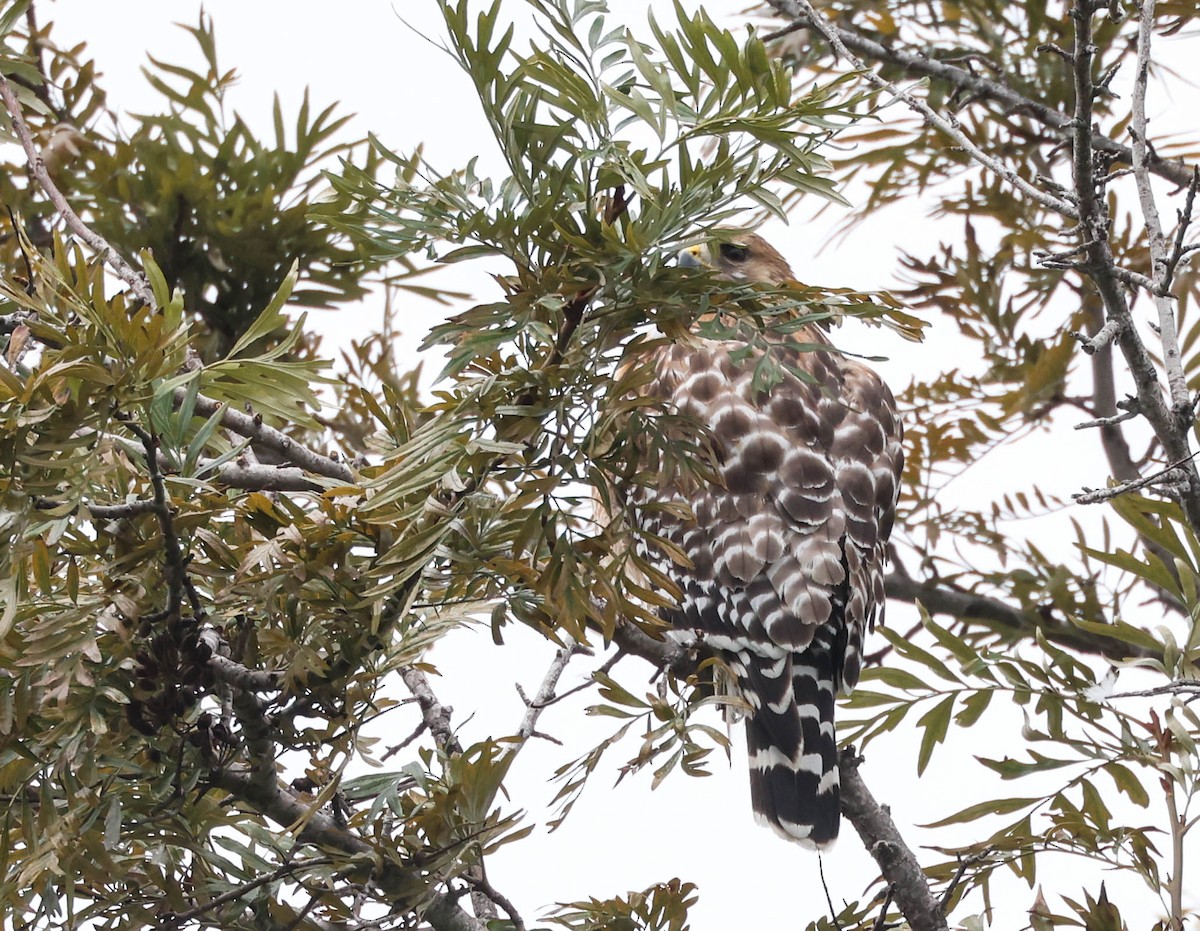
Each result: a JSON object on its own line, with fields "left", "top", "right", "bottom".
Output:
{"left": 203, "top": 459, "right": 326, "bottom": 492}
{"left": 884, "top": 570, "right": 1159, "bottom": 662}
{"left": 839, "top": 749, "right": 949, "bottom": 931}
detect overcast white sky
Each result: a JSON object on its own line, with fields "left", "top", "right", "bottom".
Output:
{"left": 37, "top": 1, "right": 1198, "bottom": 927}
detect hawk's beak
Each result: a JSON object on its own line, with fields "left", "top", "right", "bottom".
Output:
{"left": 678, "top": 245, "right": 706, "bottom": 269}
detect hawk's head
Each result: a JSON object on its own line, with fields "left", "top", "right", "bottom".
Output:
{"left": 679, "top": 231, "right": 795, "bottom": 286}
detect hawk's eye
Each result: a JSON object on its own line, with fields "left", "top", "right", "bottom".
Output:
{"left": 719, "top": 242, "right": 750, "bottom": 262}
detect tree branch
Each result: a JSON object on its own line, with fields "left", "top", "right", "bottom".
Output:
{"left": 183, "top": 389, "right": 356, "bottom": 484}
{"left": 208, "top": 767, "right": 487, "bottom": 931}
{"left": 763, "top": 0, "right": 1077, "bottom": 218}
{"left": 840, "top": 748, "right": 949, "bottom": 931}
{"left": 1129, "top": 0, "right": 1190, "bottom": 414}
{"left": 516, "top": 642, "right": 588, "bottom": 740}
{"left": 761, "top": 2, "right": 1195, "bottom": 188}
{"left": 883, "top": 571, "right": 1160, "bottom": 662}
{"left": 0, "top": 73, "right": 155, "bottom": 306}
{"left": 1065, "top": 0, "right": 1200, "bottom": 533}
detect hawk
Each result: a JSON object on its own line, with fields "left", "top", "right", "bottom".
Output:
{"left": 626, "top": 232, "right": 903, "bottom": 848}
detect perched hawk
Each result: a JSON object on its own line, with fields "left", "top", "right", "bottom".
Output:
{"left": 628, "top": 232, "right": 903, "bottom": 848}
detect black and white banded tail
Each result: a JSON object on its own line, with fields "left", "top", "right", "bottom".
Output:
{"left": 729, "top": 621, "right": 850, "bottom": 848}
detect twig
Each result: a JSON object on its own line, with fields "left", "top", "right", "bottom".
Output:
{"left": 1162, "top": 168, "right": 1200, "bottom": 289}
{"left": 939, "top": 852, "right": 986, "bottom": 909}
{"left": 766, "top": 0, "right": 1077, "bottom": 218}
{"left": 0, "top": 73, "right": 155, "bottom": 306}
{"left": 161, "top": 856, "right": 334, "bottom": 926}
{"left": 1074, "top": 408, "right": 1138, "bottom": 430}
{"left": 1072, "top": 453, "right": 1198, "bottom": 504}
{"left": 871, "top": 887, "right": 895, "bottom": 931}
{"left": 119, "top": 415, "right": 186, "bottom": 622}
{"left": 382, "top": 720, "right": 428, "bottom": 762}
{"left": 1109, "top": 681, "right": 1200, "bottom": 699}
{"left": 1070, "top": 317, "right": 1124, "bottom": 355}
{"left": 1075, "top": 396, "right": 1139, "bottom": 430}
{"left": 519, "top": 651, "right": 624, "bottom": 713}
{"left": 818, "top": 855, "right": 844, "bottom": 930}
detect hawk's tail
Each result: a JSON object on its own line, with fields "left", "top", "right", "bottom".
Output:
{"left": 734, "top": 644, "right": 840, "bottom": 848}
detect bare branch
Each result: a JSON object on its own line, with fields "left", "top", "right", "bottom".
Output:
{"left": 31, "top": 495, "right": 161, "bottom": 520}
{"left": 1162, "top": 168, "right": 1200, "bottom": 288}
{"left": 1072, "top": 454, "right": 1196, "bottom": 504}
{"left": 0, "top": 74, "right": 155, "bottom": 306}
{"left": 761, "top": 4, "right": 1196, "bottom": 188}
{"left": 1064, "top": 0, "right": 1200, "bottom": 532}
{"left": 400, "top": 667, "right": 463, "bottom": 755}
{"left": 183, "top": 389, "right": 356, "bottom": 484}
{"left": 517, "top": 642, "right": 589, "bottom": 740}
{"left": 1129, "top": 0, "right": 1190, "bottom": 413}
{"left": 1071, "top": 317, "right": 1124, "bottom": 354}
{"left": 204, "top": 459, "right": 326, "bottom": 492}
{"left": 764, "top": 0, "right": 1077, "bottom": 218}
{"left": 840, "top": 749, "right": 949, "bottom": 931}
{"left": 1074, "top": 408, "right": 1138, "bottom": 430}
{"left": 1110, "top": 680, "right": 1200, "bottom": 699}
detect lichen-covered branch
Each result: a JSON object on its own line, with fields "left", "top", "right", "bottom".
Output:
{"left": 183, "top": 389, "right": 356, "bottom": 484}
{"left": 839, "top": 749, "right": 949, "bottom": 931}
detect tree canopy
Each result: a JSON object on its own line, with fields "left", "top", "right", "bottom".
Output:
{"left": 1, "top": 0, "right": 1199, "bottom": 929}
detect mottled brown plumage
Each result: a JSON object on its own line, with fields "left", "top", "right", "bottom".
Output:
{"left": 631, "top": 231, "right": 903, "bottom": 847}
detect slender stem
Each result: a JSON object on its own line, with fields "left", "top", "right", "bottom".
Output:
{"left": 1162, "top": 766, "right": 1185, "bottom": 928}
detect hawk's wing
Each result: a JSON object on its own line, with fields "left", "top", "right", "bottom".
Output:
{"left": 628, "top": 326, "right": 902, "bottom": 847}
